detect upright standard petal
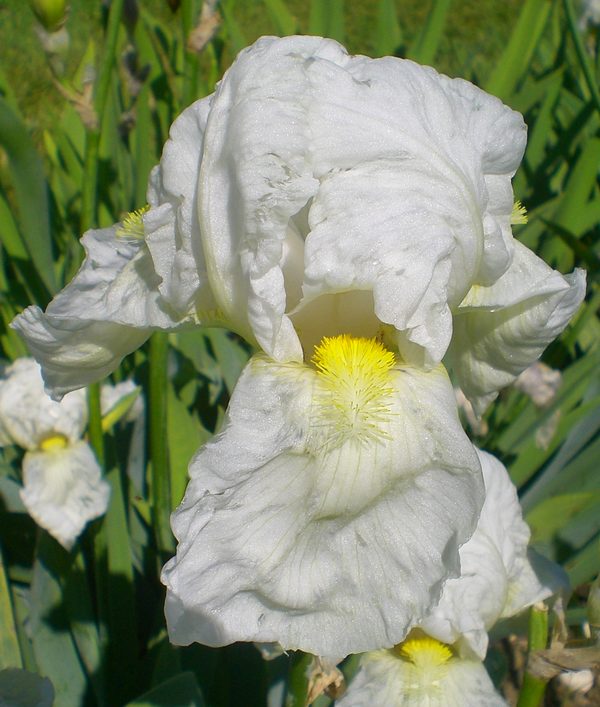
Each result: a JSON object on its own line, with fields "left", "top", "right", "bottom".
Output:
{"left": 145, "top": 96, "right": 219, "bottom": 320}
{"left": 0, "top": 358, "right": 87, "bottom": 450}
{"left": 162, "top": 335, "right": 484, "bottom": 657}
{"left": 420, "top": 449, "right": 566, "bottom": 660}
{"left": 198, "top": 35, "right": 526, "bottom": 365}
{"left": 20, "top": 441, "right": 109, "bottom": 550}
{"left": 337, "top": 634, "right": 507, "bottom": 707}
{"left": 448, "top": 240, "right": 586, "bottom": 414}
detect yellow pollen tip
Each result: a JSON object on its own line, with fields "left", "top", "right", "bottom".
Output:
{"left": 312, "top": 334, "right": 395, "bottom": 375}
{"left": 311, "top": 335, "right": 395, "bottom": 448}
{"left": 116, "top": 205, "right": 150, "bottom": 240}
{"left": 39, "top": 434, "right": 69, "bottom": 452}
{"left": 511, "top": 200, "right": 528, "bottom": 225}
{"left": 396, "top": 636, "right": 453, "bottom": 668}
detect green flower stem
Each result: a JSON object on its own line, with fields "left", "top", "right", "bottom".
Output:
{"left": 81, "top": 0, "right": 125, "bottom": 232}
{"left": 285, "top": 651, "right": 312, "bottom": 707}
{"left": 104, "top": 462, "right": 138, "bottom": 704}
{"left": 87, "top": 381, "right": 109, "bottom": 687}
{"left": 149, "top": 331, "right": 173, "bottom": 555}
{"left": 563, "top": 0, "right": 600, "bottom": 119}
{"left": 517, "top": 604, "right": 549, "bottom": 707}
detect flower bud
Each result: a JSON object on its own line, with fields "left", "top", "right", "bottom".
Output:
{"left": 29, "top": 0, "right": 68, "bottom": 33}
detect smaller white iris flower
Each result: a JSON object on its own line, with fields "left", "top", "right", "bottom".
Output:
{"left": 162, "top": 335, "right": 485, "bottom": 658}
{"left": 335, "top": 632, "right": 506, "bottom": 707}
{"left": 336, "top": 450, "right": 565, "bottom": 706}
{"left": 0, "top": 358, "right": 137, "bottom": 550}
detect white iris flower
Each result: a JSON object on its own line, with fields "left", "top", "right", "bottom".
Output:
{"left": 198, "top": 35, "right": 528, "bottom": 366}
{"left": 11, "top": 36, "right": 584, "bottom": 407}
{"left": 336, "top": 450, "right": 563, "bottom": 706}
{"left": 161, "top": 335, "right": 484, "bottom": 657}
{"left": 0, "top": 359, "right": 136, "bottom": 549}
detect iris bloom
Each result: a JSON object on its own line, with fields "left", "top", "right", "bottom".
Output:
{"left": 162, "top": 335, "right": 484, "bottom": 657}
{"left": 336, "top": 450, "right": 563, "bottom": 706}
{"left": 11, "top": 36, "right": 584, "bottom": 409}
{"left": 335, "top": 634, "right": 506, "bottom": 707}
{"left": 0, "top": 358, "right": 135, "bottom": 549}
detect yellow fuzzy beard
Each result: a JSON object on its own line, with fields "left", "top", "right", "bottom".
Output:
{"left": 397, "top": 636, "right": 453, "bottom": 667}
{"left": 311, "top": 334, "right": 395, "bottom": 449}
{"left": 393, "top": 634, "right": 454, "bottom": 697}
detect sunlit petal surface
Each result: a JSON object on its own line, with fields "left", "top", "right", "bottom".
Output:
{"left": 198, "top": 36, "right": 526, "bottom": 365}
{"left": 162, "top": 337, "right": 484, "bottom": 657}
{"left": 449, "top": 241, "right": 586, "bottom": 414}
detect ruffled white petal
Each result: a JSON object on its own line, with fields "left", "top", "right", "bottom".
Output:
{"left": 448, "top": 240, "right": 586, "bottom": 414}
{"left": 199, "top": 35, "right": 526, "bottom": 364}
{"left": 14, "top": 104, "right": 220, "bottom": 396}
{"left": 20, "top": 441, "right": 110, "bottom": 550}
{"left": 0, "top": 358, "right": 87, "bottom": 449}
{"left": 146, "top": 97, "right": 218, "bottom": 319}
{"left": 39, "top": 226, "right": 180, "bottom": 328}
{"left": 420, "top": 450, "right": 564, "bottom": 660}
{"left": 336, "top": 648, "right": 506, "bottom": 707}
{"left": 12, "top": 305, "right": 150, "bottom": 398}
{"left": 11, "top": 224, "right": 179, "bottom": 395}
{"left": 162, "top": 354, "right": 483, "bottom": 657}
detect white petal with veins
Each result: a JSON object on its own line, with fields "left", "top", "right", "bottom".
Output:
{"left": 199, "top": 35, "right": 526, "bottom": 364}
{"left": 162, "top": 337, "right": 484, "bottom": 656}
{"left": 337, "top": 638, "right": 506, "bottom": 707}
{"left": 146, "top": 96, "right": 218, "bottom": 318}
{"left": 448, "top": 240, "right": 586, "bottom": 414}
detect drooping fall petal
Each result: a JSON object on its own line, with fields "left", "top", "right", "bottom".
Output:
{"left": 420, "top": 449, "right": 566, "bottom": 659}
{"left": 162, "top": 336, "right": 484, "bottom": 657}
